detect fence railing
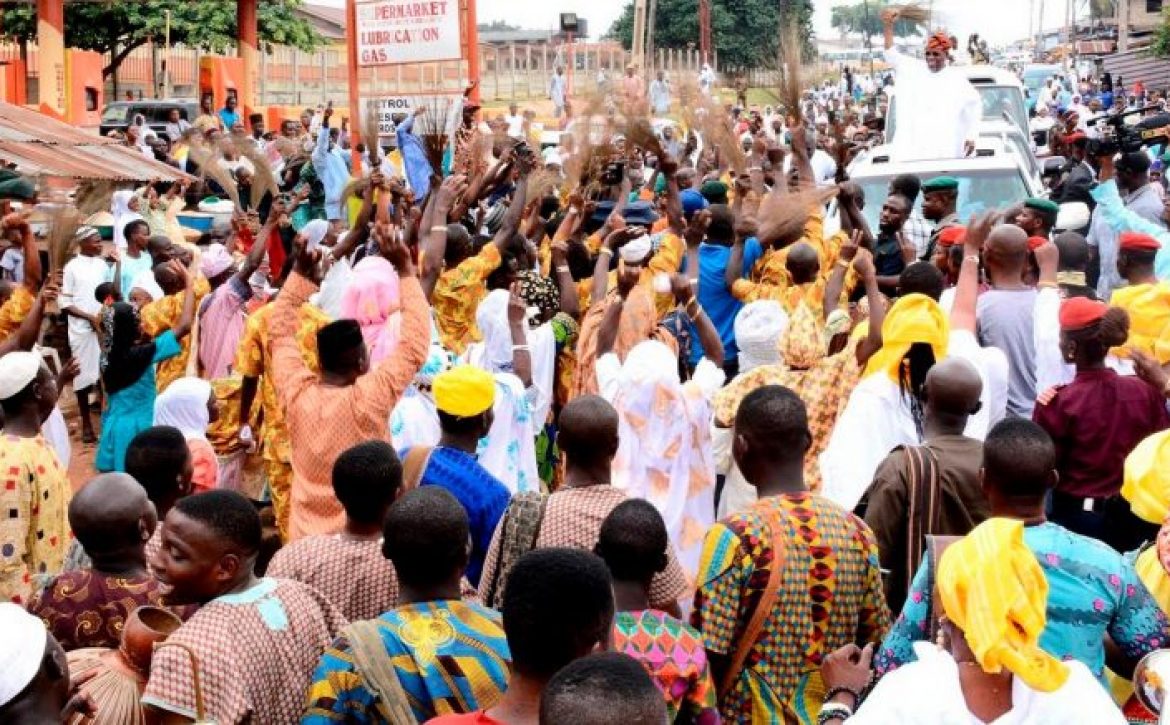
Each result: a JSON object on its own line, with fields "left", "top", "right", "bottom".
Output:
{"left": 0, "top": 39, "right": 727, "bottom": 106}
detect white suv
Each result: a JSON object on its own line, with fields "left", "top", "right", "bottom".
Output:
{"left": 828, "top": 137, "right": 1051, "bottom": 234}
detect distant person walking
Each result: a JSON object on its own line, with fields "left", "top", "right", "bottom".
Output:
{"left": 649, "top": 70, "right": 671, "bottom": 116}
{"left": 550, "top": 66, "right": 568, "bottom": 118}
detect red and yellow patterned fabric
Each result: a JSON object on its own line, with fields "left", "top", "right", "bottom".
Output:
{"left": 138, "top": 277, "right": 210, "bottom": 393}
{"left": 0, "top": 434, "right": 71, "bottom": 605}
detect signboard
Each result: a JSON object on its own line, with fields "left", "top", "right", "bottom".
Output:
{"left": 355, "top": 0, "right": 462, "bottom": 67}
{"left": 361, "top": 94, "right": 462, "bottom": 138}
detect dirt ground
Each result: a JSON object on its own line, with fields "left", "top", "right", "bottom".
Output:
{"left": 56, "top": 384, "right": 99, "bottom": 492}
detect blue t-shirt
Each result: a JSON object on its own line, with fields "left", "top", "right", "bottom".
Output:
{"left": 685, "top": 238, "right": 762, "bottom": 367}
{"left": 405, "top": 445, "right": 510, "bottom": 588}
{"left": 218, "top": 108, "right": 241, "bottom": 129}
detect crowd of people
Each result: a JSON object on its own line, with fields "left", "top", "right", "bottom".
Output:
{"left": 6, "top": 9, "right": 1170, "bottom": 723}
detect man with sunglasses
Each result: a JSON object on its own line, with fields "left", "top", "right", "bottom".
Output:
{"left": 880, "top": 7, "right": 980, "bottom": 162}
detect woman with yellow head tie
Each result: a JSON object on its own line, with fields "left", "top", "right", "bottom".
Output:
{"left": 817, "top": 518, "right": 1127, "bottom": 723}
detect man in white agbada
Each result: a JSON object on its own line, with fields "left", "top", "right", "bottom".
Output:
{"left": 60, "top": 226, "right": 112, "bottom": 444}
{"left": 881, "top": 9, "right": 980, "bottom": 162}
{"left": 549, "top": 66, "right": 568, "bottom": 118}
{"left": 649, "top": 70, "right": 671, "bottom": 116}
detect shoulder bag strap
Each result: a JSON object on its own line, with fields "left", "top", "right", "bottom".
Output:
{"left": 718, "top": 507, "right": 788, "bottom": 699}
{"left": 342, "top": 620, "right": 418, "bottom": 725}
{"left": 400, "top": 446, "right": 434, "bottom": 493}
{"left": 482, "top": 491, "right": 547, "bottom": 610}
{"left": 903, "top": 446, "right": 942, "bottom": 599}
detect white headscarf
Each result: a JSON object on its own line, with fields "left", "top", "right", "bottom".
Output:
{"left": 0, "top": 602, "right": 47, "bottom": 708}
{"left": 609, "top": 339, "right": 717, "bottom": 582}
{"left": 111, "top": 189, "right": 143, "bottom": 250}
{"left": 154, "top": 376, "right": 212, "bottom": 441}
{"left": 735, "top": 301, "right": 789, "bottom": 373}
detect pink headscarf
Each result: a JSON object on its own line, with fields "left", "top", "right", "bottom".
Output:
{"left": 340, "top": 256, "right": 402, "bottom": 364}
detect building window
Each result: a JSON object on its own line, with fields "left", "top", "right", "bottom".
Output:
{"left": 1149, "top": 0, "right": 1164, "bottom": 13}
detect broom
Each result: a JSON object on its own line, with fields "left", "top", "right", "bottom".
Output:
{"left": 779, "top": 22, "right": 805, "bottom": 125}
{"left": 187, "top": 142, "right": 241, "bottom": 208}
{"left": 231, "top": 137, "right": 280, "bottom": 211}
{"left": 888, "top": 3, "right": 931, "bottom": 25}
{"left": 44, "top": 203, "right": 81, "bottom": 274}
{"left": 757, "top": 186, "right": 839, "bottom": 247}
{"left": 413, "top": 97, "right": 456, "bottom": 178}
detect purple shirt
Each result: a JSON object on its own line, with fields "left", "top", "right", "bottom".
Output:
{"left": 1033, "top": 368, "right": 1169, "bottom": 498}
{"left": 198, "top": 276, "right": 252, "bottom": 379}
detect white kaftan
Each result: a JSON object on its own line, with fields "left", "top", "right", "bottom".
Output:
{"left": 885, "top": 49, "right": 981, "bottom": 162}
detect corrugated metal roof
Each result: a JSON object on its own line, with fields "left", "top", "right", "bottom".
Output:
{"left": 0, "top": 100, "right": 188, "bottom": 182}
{"left": 0, "top": 102, "right": 106, "bottom": 145}
{"left": 1103, "top": 49, "right": 1170, "bottom": 89}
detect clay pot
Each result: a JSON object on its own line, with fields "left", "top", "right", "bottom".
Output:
{"left": 65, "top": 606, "right": 184, "bottom": 725}
{"left": 119, "top": 605, "right": 183, "bottom": 677}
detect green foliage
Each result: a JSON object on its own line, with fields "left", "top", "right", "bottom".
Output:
{"left": 1153, "top": 8, "right": 1170, "bottom": 57}
{"left": 608, "top": 0, "right": 816, "bottom": 69}
{"left": 830, "top": 1, "right": 918, "bottom": 39}
{"left": 0, "top": 0, "right": 323, "bottom": 78}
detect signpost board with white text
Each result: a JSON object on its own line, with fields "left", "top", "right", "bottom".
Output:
{"left": 355, "top": 0, "right": 462, "bottom": 67}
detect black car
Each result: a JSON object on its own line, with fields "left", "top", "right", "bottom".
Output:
{"left": 99, "top": 99, "right": 201, "bottom": 142}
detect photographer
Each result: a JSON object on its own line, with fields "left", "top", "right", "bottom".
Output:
{"left": 1088, "top": 151, "right": 1170, "bottom": 295}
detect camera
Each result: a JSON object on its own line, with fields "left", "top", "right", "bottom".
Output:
{"left": 601, "top": 161, "right": 626, "bottom": 186}
{"left": 1087, "top": 106, "right": 1170, "bottom": 157}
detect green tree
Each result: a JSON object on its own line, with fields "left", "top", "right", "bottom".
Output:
{"left": 830, "top": 2, "right": 917, "bottom": 40}
{"left": 0, "top": 0, "right": 322, "bottom": 81}
{"left": 608, "top": 0, "right": 816, "bottom": 70}
{"left": 1153, "top": 9, "right": 1170, "bottom": 57}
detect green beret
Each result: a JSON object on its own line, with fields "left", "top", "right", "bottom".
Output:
{"left": 1024, "top": 197, "right": 1059, "bottom": 216}
{"left": 921, "top": 176, "right": 959, "bottom": 193}
{"left": 700, "top": 180, "right": 729, "bottom": 204}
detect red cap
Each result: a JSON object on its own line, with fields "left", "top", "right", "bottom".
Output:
{"left": 1119, "top": 232, "right": 1161, "bottom": 252}
{"left": 1059, "top": 297, "right": 1108, "bottom": 331}
{"left": 1027, "top": 236, "right": 1048, "bottom": 251}
{"left": 937, "top": 226, "right": 966, "bottom": 247}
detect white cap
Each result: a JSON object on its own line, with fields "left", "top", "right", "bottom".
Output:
{"left": 0, "top": 603, "right": 48, "bottom": 707}
{"left": 619, "top": 234, "right": 652, "bottom": 263}
{"left": 0, "top": 351, "right": 41, "bottom": 401}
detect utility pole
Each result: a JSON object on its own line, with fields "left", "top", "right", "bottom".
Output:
{"left": 647, "top": 0, "right": 658, "bottom": 74}
{"left": 699, "top": 0, "right": 712, "bottom": 65}
{"left": 1118, "top": 0, "right": 1130, "bottom": 51}
{"left": 632, "top": 0, "right": 647, "bottom": 71}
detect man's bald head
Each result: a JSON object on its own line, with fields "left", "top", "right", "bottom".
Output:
{"left": 69, "top": 473, "right": 154, "bottom": 556}
{"left": 785, "top": 242, "right": 820, "bottom": 284}
{"left": 557, "top": 395, "right": 619, "bottom": 467}
{"left": 924, "top": 357, "right": 983, "bottom": 432}
{"left": 984, "top": 224, "right": 1029, "bottom": 276}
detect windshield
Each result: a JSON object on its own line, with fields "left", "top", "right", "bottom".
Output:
{"left": 101, "top": 104, "right": 130, "bottom": 123}
{"left": 978, "top": 86, "right": 1028, "bottom": 134}
{"left": 852, "top": 169, "right": 1031, "bottom": 230}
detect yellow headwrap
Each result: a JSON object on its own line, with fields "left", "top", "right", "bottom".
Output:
{"left": 1109, "top": 283, "right": 1170, "bottom": 364}
{"left": 862, "top": 293, "right": 950, "bottom": 382}
{"left": 937, "top": 518, "right": 1068, "bottom": 693}
{"left": 433, "top": 365, "right": 495, "bottom": 418}
{"left": 1121, "top": 430, "right": 1170, "bottom": 525}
